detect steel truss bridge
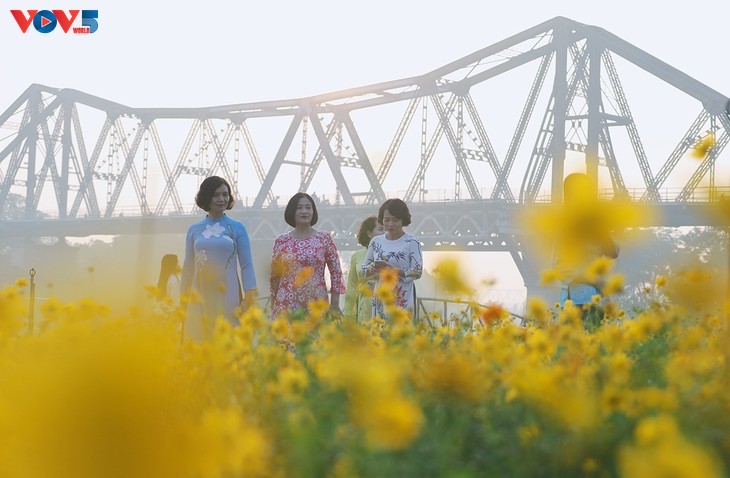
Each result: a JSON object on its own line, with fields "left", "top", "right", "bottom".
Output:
{"left": 1, "top": 17, "right": 729, "bottom": 289}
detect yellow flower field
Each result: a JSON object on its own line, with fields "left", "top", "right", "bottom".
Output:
{"left": 0, "top": 255, "right": 729, "bottom": 478}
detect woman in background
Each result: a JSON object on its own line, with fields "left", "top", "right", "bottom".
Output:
{"left": 181, "top": 176, "right": 257, "bottom": 339}
{"left": 363, "top": 198, "right": 423, "bottom": 320}
{"left": 270, "top": 192, "right": 345, "bottom": 319}
{"left": 344, "top": 216, "right": 383, "bottom": 322}
{"left": 156, "top": 253, "right": 180, "bottom": 306}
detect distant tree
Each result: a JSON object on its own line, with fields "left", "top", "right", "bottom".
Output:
{"left": 0, "top": 193, "right": 47, "bottom": 220}
{"left": 617, "top": 227, "right": 728, "bottom": 311}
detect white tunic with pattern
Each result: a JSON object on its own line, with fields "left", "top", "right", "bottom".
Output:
{"left": 362, "top": 233, "right": 423, "bottom": 320}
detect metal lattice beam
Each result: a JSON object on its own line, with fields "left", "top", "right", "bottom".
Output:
{"left": 1, "top": 16, "right": 729, "bottom": 224}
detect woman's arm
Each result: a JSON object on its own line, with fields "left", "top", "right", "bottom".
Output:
{"left": 400, "top": 236, "right": 423, "bottom": 283}
{"left": 235, "top": 222, "right": 257, "bottom": 295}
{"left": 323, "top": 233, "right": 346, "bottom": 312}
{"left": 330, "top": 292, "right": 341, "bottom": 314}
{"left": 599, "top": 233, "right": 619, "bottom": 259}
{"left": 243, "top": 289, "right": 257, "bottom": 309}
{"left": 269, "top": 236, "right": 283, "bottom": 301}
{"left": 362, "top": 239, "right": 381, "bottom": 278}
{"left": 180, "top": 227, "right": 195, "bottom": 295}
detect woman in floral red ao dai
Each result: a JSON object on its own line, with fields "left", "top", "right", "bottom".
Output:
{"left": 269, "top": 193, "right": 345, "bottom": 319}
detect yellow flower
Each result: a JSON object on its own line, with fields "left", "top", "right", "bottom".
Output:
{"left": 540, "top": 268, "right": 562, "bottom": 286}
{"left": 432, "top": 258, "right": 472, "bottom": 296}
{"left": 15, "top": 278, "right": 28, "bottom": 288}
{"left": 270, "top": 317, "right": 290, "bottom": 341}
{"left": 479, "top": 303, "right": 508, "bottom": 325}
{"left": 690, "top": 132, "right": 715, "bottom": 159}
{"left": 655, "top": 275, "right": 667, "bottom": 288}
{"left": 290, "top": 320, "right": 311, "bottom": 342}
{"left": 526, "top": 297, "right": 550, "bottom": 325}
{"left": 665, "top": 264, "right": 723, "bottom": 311}
{"left": 0, "top": 285, "right": 26, "bottom": 338}
{"left": 354, "top": 395, "right": 423, "bottom": 450}
{"left": 194, "top": 408, "right": 272, "bottom": 478}
{"left": 358, "top": 281, "right": 374, "bottom": 298}
{"left": 633, "top": 387, "right": 678, "bottom": 414}
{"left": 294, "top": 266, "right": 313, "bottom": 287}
{"left": 526, "top": 329, "right": 554, "bottom": 358}
{"left": 239, "top": 306, "right": 266, "bottom": 332}
{"left": 144, "top": 284, "right": 163, "bottom": 299}
{"left": 412, "top": 351, "right": 486, "bottom": 402}
{"left": 602, "top": 274, "right": 624, "bottom": 296}
{"left": 379, "top": 267, "right": 399, "bottom": 289}
{"left": 620, "top": 414, "right": 723, "bottom": 478}
{"left": 584, "top": 256, "right": 614, "bottom": 282}
{"left": 277, "top": 363, "right": 310, "bottom": 398}
{"left": 308, "top": 298, "right": 330, "bottom": 319}
{"left": 600, "top": 385, "right": 630, "bottom": 414}
{"left": 375, "top": 284, "right": 396, "bottom": 304}
{"left": 182, "top": 289, "right": 203, "bottom": 305}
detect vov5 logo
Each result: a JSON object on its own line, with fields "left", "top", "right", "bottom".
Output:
{"left": 11, "top": 9, "right": 98, "bottom": 34}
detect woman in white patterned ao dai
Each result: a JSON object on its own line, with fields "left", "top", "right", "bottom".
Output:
{"left": 363, "top": 198, "right": 423, "bottom": 320}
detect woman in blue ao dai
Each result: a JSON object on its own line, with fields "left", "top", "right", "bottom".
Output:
{"left": 181, "top": 176, "right": 257, "bottom": 340}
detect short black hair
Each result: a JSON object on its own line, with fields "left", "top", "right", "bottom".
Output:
{"left": 195, "top": 176, "right": 235, "bottom": 211}
{"left": 357, "top": 216, "right": 379, "bottom": 248}
{"left": 284, "top": 192, "right": 318, "bottom": 227}
{"left": 378, "top": 198, "right": 411, "bottom": 227}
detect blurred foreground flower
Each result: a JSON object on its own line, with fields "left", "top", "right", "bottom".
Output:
{"left": 432, "top": 258, "right": 473, "bottom": 296}
{"left": 0, "top": 274, "right": 728, "bottom": 477}
{"left": 690, "top": 132, "right": 716, "bottom": 159}
{"left": 619, "top": 414, "right": 723, "bottom": 478}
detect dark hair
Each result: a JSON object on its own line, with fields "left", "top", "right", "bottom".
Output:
{"left": 563, "top": 173, "right": 596, "bottom": 203}
{"left": 195, "top": 176, "right": 235, "bottom": 211}
{"left": 357, "top": 216, "right": 379, "bottom": 248}
{"left": 157, "top": 254, "right": 179, "bottom": 296}
{"left": 378, "top": 198, "right": 411, "bottom": 227}
{"left": 284, "top": 192, "right": 318, "bottom": 227}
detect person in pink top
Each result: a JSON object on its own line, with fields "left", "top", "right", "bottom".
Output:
{"left": 269, "top": 192, "right": 346, "bottom": 319}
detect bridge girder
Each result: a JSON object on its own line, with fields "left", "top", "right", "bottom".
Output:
{"left": 1, "top": 16, "right": 728, "bottom": 226}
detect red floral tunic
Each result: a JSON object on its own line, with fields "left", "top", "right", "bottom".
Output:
{"left": 270, "top": 230, "right": 346, "bottom": 318}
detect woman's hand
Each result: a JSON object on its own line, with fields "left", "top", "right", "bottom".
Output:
{"left": 329, "top": 292, "right": 342, "bottom": 317}
{"left": 367, "top": 260, "right": 388, "bottom": 276}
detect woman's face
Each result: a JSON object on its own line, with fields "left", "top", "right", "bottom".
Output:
{"left": 208, "top": 184, "right": 230, "bottom": 215}
{"left": 368, "top": 222, "right": 385, "bottom": 239}
{"left": 295, "top": 197, "right": 314, "bottom": 226}
{"left": 382, "top": 209, "right": 403, "bottom": 236}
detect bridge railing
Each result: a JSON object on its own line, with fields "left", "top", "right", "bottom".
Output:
{"left": 56, "top": 185, "right": 730, "bottom": 220}
{"left": 250, "top": 295, "right": 529, "bottom": 328}
{"left": 532, "top": 186, "right": 730, "bottom": 203}
{"left": 416, "top": 296, "right": 526, "bottom": 328}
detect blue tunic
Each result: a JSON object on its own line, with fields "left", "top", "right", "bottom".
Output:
{"left": 181, "top": 214, "right": 256, "bottom": 337}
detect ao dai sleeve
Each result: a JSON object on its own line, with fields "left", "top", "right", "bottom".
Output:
{"left": 180, "top": 226, "right": 195, "bottom": 293}
{"left": 401, "top": 236, "right": 423, "bottom": 283}
{"left": 235, "top": 222, "right": 257, "bottom": 291}
{"left": 362, "top": 239, "right": 376, "bottom": 277}
{"left": 323, "top": 233, "right": 346, "bottom": 294}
